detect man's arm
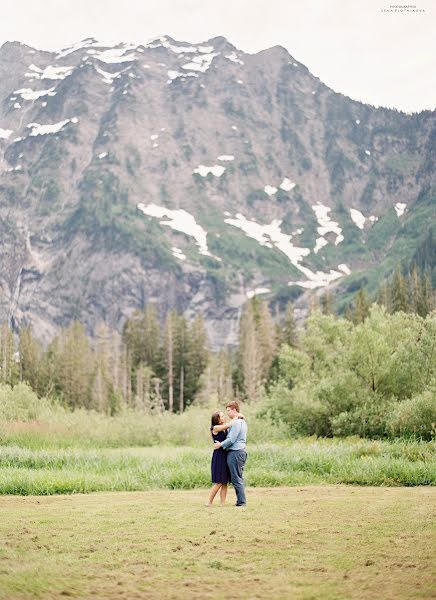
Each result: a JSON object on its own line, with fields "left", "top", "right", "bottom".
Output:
{"left": 220, "top": 419, "right": 242, "bottom": 449}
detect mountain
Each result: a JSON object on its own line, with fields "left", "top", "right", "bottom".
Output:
{"left": 0, "top": 36, "right": 434, "bottom": 347}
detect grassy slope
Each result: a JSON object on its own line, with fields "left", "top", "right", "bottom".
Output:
{"left": 0, "top": 486, "right": 434, "bottom": 599}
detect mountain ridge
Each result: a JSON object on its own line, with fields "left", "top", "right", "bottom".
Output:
{"left": 0, "top": 35, "right": 434, "bottom": 347}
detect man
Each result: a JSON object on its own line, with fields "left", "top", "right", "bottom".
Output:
{"left": 214, "top": 400, "right": 248, "bottom": 507}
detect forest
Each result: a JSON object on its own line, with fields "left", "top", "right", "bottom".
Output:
{"left": 0, "top": 264, "right": 435, "bottom": 441}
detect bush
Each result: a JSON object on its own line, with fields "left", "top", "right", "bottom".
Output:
{"left": 331, "top": 394, "right": 396, "bottom": 438}
{"left": 0, "top": 384, "right": 55, "bottom": 421}
{"left": 388, "top": 388, "right": 436, "bottom": 440}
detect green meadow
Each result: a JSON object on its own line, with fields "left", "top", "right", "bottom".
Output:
{"left": 1, "top": 405, "right": 435, "bottom": 598}
{"left": 0, "top": 486, "right": 435, "bottom": 599}
{"left": 0, "top": 440, "right": 435, "bottom": 496}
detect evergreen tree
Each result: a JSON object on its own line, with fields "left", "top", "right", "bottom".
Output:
{"left": 409, "top": 264, "right": 424, "bottom": 317}
{"left": 52, "top": 322, "right": 95, "bottom": 409}
{"left": 282, "top": 302, "right": 298, "bottom": 347}
{"left": 18, "top": 326, "right": 43, "bottom": 393}
{"left": 390, "top": 265, "right": 409, "bottom": 313}
{"left": 185, "top": 313, "right": 209, "bottom": 408}
{"left": 257, "top": 300, "right": 277, "bottom": 380}
{"left": 377, "top": 281, "right": 390, "bottom": 310}
{"left": 163, "top": 310, "right": 177, "bottom": 411}
{"left": 0, "top": 322, "right": 19, "bottom": 385}
{"left": 353, "top": 288, "right": 371, "bottom": 324}
{"left": 238, "top": 302, "right": 262, "bottom": 400}
{"left": 320, "top": 291, "right": 334, "bottom": 315}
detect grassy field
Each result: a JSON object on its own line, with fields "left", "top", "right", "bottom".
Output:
{"left": 0, "top": 440, "right": 435, "bottom": 495}
{"left": 0, "top": 486, "right": 435, "bottom": 599}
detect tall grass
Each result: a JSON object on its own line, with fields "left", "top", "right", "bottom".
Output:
{"left": 0, "top": 439, "right": 434, "bottom": 495}
{"left": 0, "top": 403, "right": 288, "bottom": 449}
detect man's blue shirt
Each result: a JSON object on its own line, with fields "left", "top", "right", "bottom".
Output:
{"left": 221, "top": 419, "right": 247, "bottom": 450}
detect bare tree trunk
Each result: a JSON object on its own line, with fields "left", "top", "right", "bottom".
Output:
{"left": 179, "top": 365, "right": 184, "bottom": 413}
{"left": 167, "top": 320, "right": 174, "bottom": 412}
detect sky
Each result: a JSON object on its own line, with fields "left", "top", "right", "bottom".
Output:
{"left": 1, "top": 0, "right": 435, "bottom": 113}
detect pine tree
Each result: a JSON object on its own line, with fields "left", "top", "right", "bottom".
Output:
{"left": 53, "top": 322, "right": 95, "bottom": 409}
{"left": 238, "top": 302, "right": 262, "bottom": 401}
{"left": 183, "top": 313, "right": 209, "bottom": 409}
{"left": 422, "top": 271, "right": 435, "bottom": 316}
{"left": 390, "top": 265, "right": 409, "bottom": 313}
{"left": 320, "top": 291, "right": 334, "bottom": 315}
{"left": 377, "top": 281, "right": 390, "bottom": 310}
{"left": 257, "top": 300, "right": 277, "bottom": 379}
{"left": 409, "top": 264, "right": 424, "bottom": 316}
{"left": 18, "top": 326, "right": 43, "bottom": 392}
{"left": 344, "top": 305, "right": 354, "bottom": 322}
{"left": 175, "top": 314, "right": 188, "bottom": 413}
{"left": 92, "top": 322, "right": 112, "bottom": 412}
{"left": 282, "top": 302, "right": 298, "bottom": 347}
{"left": 353, "top": 288, "right": 371, "bottom": 324}
{"left": 163, "top": 310, "right": 177, "bottom": 412}
{"left": 0, "top": 323, "right": 19, "bottom": 385}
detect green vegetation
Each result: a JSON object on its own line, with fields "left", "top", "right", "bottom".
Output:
{"left": 62, "top": 169, "right": 178, "bottom": 270}
{"left": 0, "top": 487, "right": 434, "bottom": 598}
{"left": 265, "top": 306, "right": 436, "bottom": 440}
{"left": 0, "top": 439, "right": 434, "bottom": 495}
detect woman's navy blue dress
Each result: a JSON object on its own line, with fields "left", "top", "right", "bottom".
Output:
{"left": 211, "top": 429, "right": 230, "bottom": 484}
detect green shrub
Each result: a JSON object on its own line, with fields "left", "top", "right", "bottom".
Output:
{"left": 331, "top": 394, "right": 396, "bottom": 438}
{"left": 388, "top": 388, "right": 436, "bottom": 440}
{"left": 0, "top": 384, "right": 55, "bottom": 421}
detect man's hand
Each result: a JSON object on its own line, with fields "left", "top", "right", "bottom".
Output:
{"left": 214, "top": 441, "right": 222, "bottom": 449}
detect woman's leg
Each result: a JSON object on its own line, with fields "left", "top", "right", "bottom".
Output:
{"left": 220, "top": 484, "right": 228, "bottom": 505}
{"left": 207, "top": 483, "right": 222, "bottom": 506}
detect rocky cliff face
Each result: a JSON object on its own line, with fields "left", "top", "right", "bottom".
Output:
{"left": 0, "top": 36, "right": 434, "bottom": 347}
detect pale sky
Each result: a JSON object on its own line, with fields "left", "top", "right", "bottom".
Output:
{"left": 1, "top": 0, "right": 435, "bottom": 113}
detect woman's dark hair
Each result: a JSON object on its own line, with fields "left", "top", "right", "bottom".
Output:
{"left": 211, "top": 412, "right": 221, "bottom": 428}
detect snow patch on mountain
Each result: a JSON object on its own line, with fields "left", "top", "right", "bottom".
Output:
{"left": 224, "top": 212, "right": 310, "bottom": 262}
{"left": 264, "top": 185, "right": 278, "bottom": 196}
{"left": 92, "top": 48, "right": 136, "bottom": 64}
{"left": 0, "top": 128, "right": 13, "bottom": 139}
{"left": 94, "top": 65, "right": 125, "bottom": 84}
{"left": 279, "top": 177, "right": 296, "bottom": 192}
{"left": 314, "top": 237, "right": 328, "bottom": 254}
{"left": 14, "top": 87, "right": 56, "bottom": 101}
{"left": 395, "top": 202, "right": 407, "bottom": 217}
{"left": 312, "top": 203, "right": 344, "bottom": 245}
{"left": 172, "top": 247, "right": 186, "bottom": 260}
{"left": 26, "top": 64, "right": 74, "bottom": 80}
{"left": 193, "top": 165, "right": 225, "bottom": 177}
{"left": 226, "top": 52, "right": 244, "bottom": 65}
{"left": 182, "top": 52, "right": 219, "bottom": 73}
{"left": 56, "top": 38, "right": 102, "bottom": 59}
{"left": 293, "top": 268, "right": 343, "bottom": 289}
{"left": 350, "top": 208, "right": 366, "bottom": 229}
{"left": 246, "top": 288, "right": 270, "bottom": 299}
{"left": 338, "top": 264, "right": 351, "bottom": 275}
{"left": 27, "top": 118, "right": 78, "bottom": 137}
{"left": 137, "top": 203, "right": 214, "bottom": 257}
{"left": 217, "top": 155, "right": 234, "bottom": 161}
{"left": 167, "top": 69, "right": 199, "bottom": 83}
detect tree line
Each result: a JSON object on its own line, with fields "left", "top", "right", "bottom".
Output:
{"left": 0, "top": 263, "right": 434, "bottom": 423}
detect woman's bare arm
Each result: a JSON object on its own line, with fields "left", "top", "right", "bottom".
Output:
{"left": 212, "top": 413, "right": 245, "bottom": 434}
{"left": 212, "top": 422, "right": 232, "bottom": 434}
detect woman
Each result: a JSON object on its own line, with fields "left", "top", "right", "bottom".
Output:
{"left": 206, "top": 410, "right": 243, "bottom": 506}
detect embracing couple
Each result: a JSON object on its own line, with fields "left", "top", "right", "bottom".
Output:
{"left": 207, "top": 400, "right": 248, "bottom": 507}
